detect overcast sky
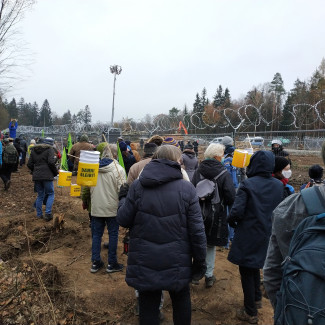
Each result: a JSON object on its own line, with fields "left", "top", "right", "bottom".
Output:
{"left": 11, "top": 0, "right": 325, "bottom": 123}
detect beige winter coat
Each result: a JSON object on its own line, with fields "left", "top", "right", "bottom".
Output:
{"left": 90, "top": 160, "right": 126, "bottom": 217}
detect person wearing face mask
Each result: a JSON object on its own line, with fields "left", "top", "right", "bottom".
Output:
{"left": 272, "top": 156, "right": 294, "bottom": 200}
{"left": 192, "top": 143, "right": 236, "bottom": 288}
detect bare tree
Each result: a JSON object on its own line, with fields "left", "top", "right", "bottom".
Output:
{"left": 0, "top": 0, "right": 35, "bottom": 93}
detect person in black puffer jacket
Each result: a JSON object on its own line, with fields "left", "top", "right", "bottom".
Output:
{"left": 117, "top": 145, "right": 207, "bottom": 325}
{"left": 192, "top": 143, "right": 236, "bottom": 288}
{"left": 27, "top": 139, "right": 58, "bottom": 221}
{"left": 227, "top": 150, "right": 284, "bottom": 324}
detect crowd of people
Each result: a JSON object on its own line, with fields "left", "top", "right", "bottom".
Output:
{"left": 1, "top": 125, "right": 325, "bottom": 325}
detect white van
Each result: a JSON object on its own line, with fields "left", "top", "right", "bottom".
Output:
{"left": 244, "top": 136, "right": 264, "bottom": 146}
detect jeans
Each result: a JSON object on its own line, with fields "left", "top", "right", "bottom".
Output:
{"left": 20, "top": 151, "right": 26, "bottom": 166}
{"left": 91, "top": 216, "right": 119, "bottom": 266}
{"left": 139, "top": 285, "right": 191, "bottom": 325}
{"left": 34, "top": 181, "right": 55, "bottom": 217}
{"left": 205, "top": 245, "right": 216, "bottom": 278}
{"left": 239, "top": 266, "right": 262, "bottom": 316}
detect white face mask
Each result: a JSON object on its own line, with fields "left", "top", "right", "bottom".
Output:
{"left": 282, "top": 170, "right": 292, "bottom": 179}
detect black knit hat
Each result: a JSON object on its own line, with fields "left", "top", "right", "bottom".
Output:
{"left": 273, "top": 156, "right": 290, "bottom": 173}
{"left": 309, "top": 164, "right": 323, "bottom": 180}
{"left": 144, "top": 143, "right": 157, "bottom": 156}
{"left": 184, "top": 144, "right": 193, "bottom": 150}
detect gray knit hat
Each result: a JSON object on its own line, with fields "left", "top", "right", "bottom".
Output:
{"left": 221, "top": 136, "right": 234, "bottom": 146}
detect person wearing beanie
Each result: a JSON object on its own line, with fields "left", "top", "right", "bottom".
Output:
{"left": 127, "top": 143, "right": 157, "bottom": 185}
{"left": 162, "top": 137, "right": 179, "bottom": 147}
{"left": 28, "top": 139, "right": 36, "bottom": 157}
{"left": 148, "top": 135, "right": 164, "bottom": 147}
{"left": 118, "top": 141, "right": 136, "bottom": 175}
{"left": 181, "top": 144, "right": 198, "bottom": 182}
{"left": 264, "top": 143, "right": 325, "bottom": 310}
{"left": 222, "top": 136, "right": 235, "bottom": 156}
{"left": 300, "top": 164, "right": 324, "bottom": 190}
{"left": 69, "top": 134, "right": 94, "bottom": 174}
{"left": 272, "top": 156, "right": 294, "bottom": 199}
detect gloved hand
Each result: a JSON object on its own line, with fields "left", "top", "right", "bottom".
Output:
{"left": 82, "top": 202, "right": 88, "bottom": 210}
{"left": 119, "top": 183, "right": 129, "bottom": 200}
{"left": 192, "top": 259, "right": 207, "bottom": 281}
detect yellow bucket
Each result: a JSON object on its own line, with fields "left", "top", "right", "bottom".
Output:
{"left": 58, "top": 170, "right": 72, "bottom": 186}
{"left": 76, "top": 162, "right": 99, "bottom": 186}
{"left": 232, "top": 150, "right": 249, "bottom": 168}
{"left": 70, "top": 184, "right": 81, "bottom": 197}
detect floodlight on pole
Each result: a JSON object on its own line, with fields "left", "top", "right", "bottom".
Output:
{"left": 110, "top": 65, "right": 122, "bottom": 128}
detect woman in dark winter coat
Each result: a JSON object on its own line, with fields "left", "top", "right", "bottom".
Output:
{"left": 117, "top": 145, "right": 207, "bottom": 325}
{"left": 227, "top": 150, "right": 284, "bottom": 324}
{"left": 27, "top": 140, "right": 58, "bottom": 221}
{"left": 192, "top": 143, "right": 236, "bottom": 288}
{"left": 181, "top": 144, "right": 198, "bottom": 181}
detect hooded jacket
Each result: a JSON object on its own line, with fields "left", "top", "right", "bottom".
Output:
{"left": 192, "top": 159, "right": 236, "bottom": 246}
{"left": 27, "top": 144, "right": 58, "bottom": 181}
{"left": 181, "top": 151, "right": 198, "bottom": 181}
{"left": 117, "top": 159, "right": 207, "bottom": 292}
{"left": 227, "top": 151, "right": 284, "bottom": 269}
{"left": 90, "top": 158, "right": 126, "bottom": 217}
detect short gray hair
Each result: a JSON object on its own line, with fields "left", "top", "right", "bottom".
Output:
{"left": 204, "top": 143, "right": 225, "bottom": 159}
{"left": 152, "top": 144, "right": 182, "bottom": 162}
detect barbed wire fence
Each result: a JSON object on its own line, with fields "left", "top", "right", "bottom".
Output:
{"left": 13, "top": 100, "right": 325, "bottom": 150}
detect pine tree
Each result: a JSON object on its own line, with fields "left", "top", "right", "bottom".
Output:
{"left": 269, "top": 72, "right": 286, "bottom": 106}
{"left": 201, "top": 88, "right": 208, "bottom": 109}
{"left": 224, "top": 88, "right": 231, "bottom": 107}
{"left": 193, "top": 93, "right": 202, "bottom": 113}
{"left": 31, "top": 102, "right": 39, "bottom": 126}
{"left": 62, "top": 109, "right": 72, "bottom": 124}
{"left": 7, "top": 98, "right": 18, "bottom": 119}
{"left": 213, "top": 85, "right": 224, "bottom": 107}
{"left": 39, "top": 99, "right": 52, "bottom": 127}
{"left": 169, "top": 107, "right": 179, "bottom": 117}
{"left": 77, "top": 105, "right": 92, "bottom": 130}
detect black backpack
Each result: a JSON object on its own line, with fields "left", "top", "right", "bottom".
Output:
{"left": 3, "top": 146, "right": 17, "bottom": 164}
{"left": 274, "top": 186, "right": 325, "bottom": 325}
{"left": 195, "top": 169, "right": 227, "bottom": 236}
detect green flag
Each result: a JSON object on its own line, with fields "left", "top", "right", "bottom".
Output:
{"left": 67, "top": 133, "right": 73, "bottom": 153}
{"left": 117, "top": 142, "right": 126, "bottom": 177}
{"left": 41, "top": 129, "right": 45, "bottom": 137}
{"left": 60, "top": 147, "right": 68, "bottom": 171}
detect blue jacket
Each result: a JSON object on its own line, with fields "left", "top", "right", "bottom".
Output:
{"left": 0, "top": 142, "right": 2, "bottom": 166}
{"left": 117, "top": 159, "right": 207, "bottom": 292}
{"left": 9, "top": 121, "right": 18, "bottom": 139}
{"left": 227, "top": 151, "right": 284, "bottom": 269}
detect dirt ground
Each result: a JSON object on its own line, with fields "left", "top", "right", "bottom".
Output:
{"left": 0, "top": 153, "right": 323, "bottom": 325}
